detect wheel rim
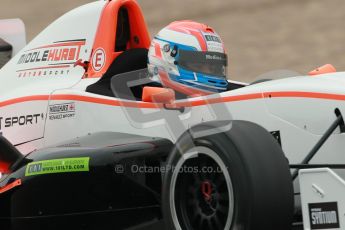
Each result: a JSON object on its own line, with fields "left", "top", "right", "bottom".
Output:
{"left": 170, "top": 146, "right": 234, "bottom": 230}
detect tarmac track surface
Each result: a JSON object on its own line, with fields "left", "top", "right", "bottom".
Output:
{"left": 1, "top": 0, "right": 345, "bottom": 82}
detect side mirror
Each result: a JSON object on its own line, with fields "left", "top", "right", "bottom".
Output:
{"left": 0, "top": 38, "right": 12, "bottom": 69}
{"left": 142, "top": 86, "right": 175, "bottom": 104}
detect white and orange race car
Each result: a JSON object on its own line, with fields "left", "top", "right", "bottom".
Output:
{"left": 0, "top": 1, "right": 345, "bottom": 230}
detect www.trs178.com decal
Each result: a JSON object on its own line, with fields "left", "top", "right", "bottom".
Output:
{"left": 16, "top": 39, "right": 86, "bottom": 78}
{"left": 49, "top": 102, "right": 76, "bottom": 120}
{"left": 25, "top": 157, "right": 90, "bottom": 176}
{"left": 0, "top": 113, "right": 44, "bottom": 131}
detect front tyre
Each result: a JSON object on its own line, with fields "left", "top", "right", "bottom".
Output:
{"left": 162, "top": 121, "right": 294, "bottom": 230}
{"left": 171, "top": 146, "right": 234, "bottom": 230}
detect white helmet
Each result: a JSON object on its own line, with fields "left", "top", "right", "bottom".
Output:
{"left": 148, "top": 21, "right": 228, "bottom": 96}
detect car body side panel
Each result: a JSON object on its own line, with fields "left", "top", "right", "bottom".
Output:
{"left": 0, "top": 2, "right": 105, "bottom": 147}
{"left": 45, "top": 74, "right": 345, "bottom": 170}
{"left": 0, "top": 1, "right": 106, "bottom": 98}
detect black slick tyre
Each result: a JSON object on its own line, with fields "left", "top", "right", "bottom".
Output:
{"left": 162, "top": 120, "right": 294, "bottom": 230}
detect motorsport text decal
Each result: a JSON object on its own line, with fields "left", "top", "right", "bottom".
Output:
{"left": 0, "top": 113, "right": 44, "bottom": 131}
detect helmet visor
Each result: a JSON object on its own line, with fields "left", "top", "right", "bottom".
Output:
{"left": 178, "top": 50, "right": 228, "bottom": 78}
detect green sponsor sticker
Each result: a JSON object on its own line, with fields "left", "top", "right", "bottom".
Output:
{"left": 25, "top": 157, "right": 90, "bottom": 176}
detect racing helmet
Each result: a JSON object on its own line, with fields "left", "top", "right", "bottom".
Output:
{"left": 148, "top": 21, "right": 228, "bottom": 96}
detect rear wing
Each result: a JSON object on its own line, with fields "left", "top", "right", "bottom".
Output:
{"left": 0, "top": 19, "right": 26, "bottom": 68}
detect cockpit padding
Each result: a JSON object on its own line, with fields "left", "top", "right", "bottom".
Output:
{"left": 86, "top": 48, "right": 148, "bottom": 97}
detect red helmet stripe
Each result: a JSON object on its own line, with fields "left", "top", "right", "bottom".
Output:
{"left": 154, "top": 42, "right": 162, "bottom": 58}
{"left": 166, "top": 25, "right": 192, "bottom": 35}
{"left": 168, "top": 24, "right": 208, "bottom": 51}
{"left": 189, "top": 30, "right": 207, "bottom": 51}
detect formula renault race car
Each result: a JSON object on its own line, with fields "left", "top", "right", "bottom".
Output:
{"left": 1, "top": 1, "right": 345, "bottom": 230}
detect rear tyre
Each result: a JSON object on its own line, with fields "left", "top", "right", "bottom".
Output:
{"left": 162, "top": 120, "right": 294, "bottom": 230}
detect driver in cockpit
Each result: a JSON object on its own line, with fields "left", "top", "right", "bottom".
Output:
{"left": 147, "top": 20, "right": 229, "bottom": 97}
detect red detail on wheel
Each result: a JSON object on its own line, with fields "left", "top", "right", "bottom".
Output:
{"left": 201, "top": 181, "right": 212, "bottom": 201}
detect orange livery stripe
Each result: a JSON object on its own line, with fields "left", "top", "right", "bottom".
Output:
{"left": 2, "top": 91, "right": 345, "bottom": 109}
